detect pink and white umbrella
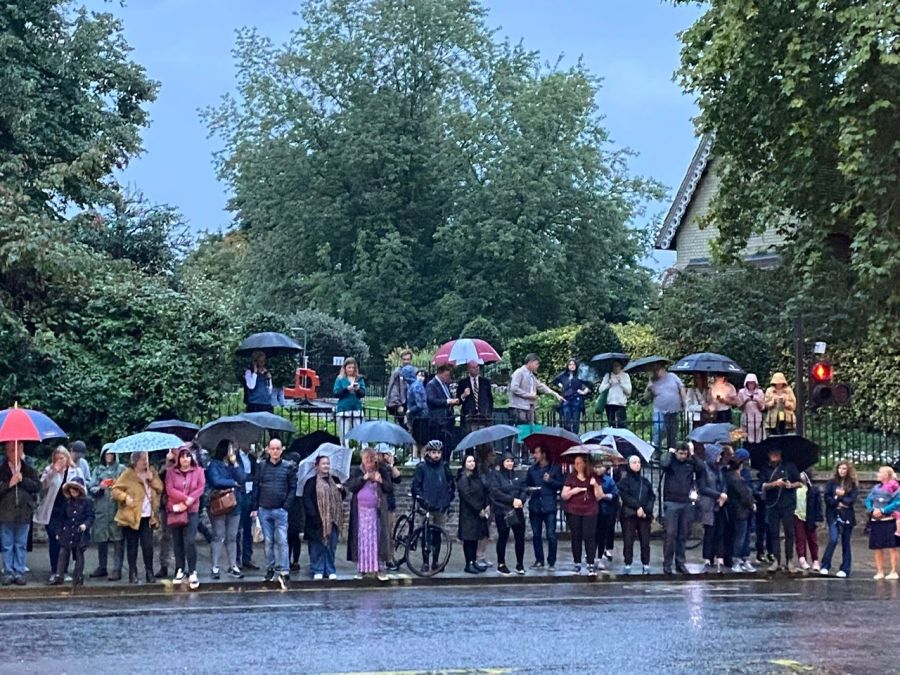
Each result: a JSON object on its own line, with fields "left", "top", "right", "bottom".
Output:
{"left": 432, "top": 338, "right": 501, "bottom": 366}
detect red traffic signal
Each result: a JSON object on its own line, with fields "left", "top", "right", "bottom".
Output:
{"left": 808, "top": 358, "right": 851, "bottom": 407}
{"left": 810, "top": 360, "right": 832, "bottom": 384}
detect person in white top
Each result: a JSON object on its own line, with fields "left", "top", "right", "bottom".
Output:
{"left": 597, "top": 360, "right": 632, "bottom": 428}
{"left": 709, "top": 374, "right": 738, "bottom": 423}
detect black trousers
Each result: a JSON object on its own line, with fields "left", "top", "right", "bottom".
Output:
{"left": 567, "top": 513, "right": 597, "bottom": 565}
{"left": 124, "top": 517, "right": 154, "bottom": 574}
{"left": 595, "top": 502, "right": 619, "bottom": 557}
{"left": 58, "top": 546, "right": 84, "bottom": 582}
{"left": 621, "top": 514, "right": 651, "bottom": 565}
{"left": 767, "top": 505, "right": 796, "bottom": 563}
{"left": 494, "top": 512, "right": 525, "bottom": 567}
{"left": 462, "top": 539, "right": 478, "bottom": 565}
{"left": 96, "top": 540, "right": 124, "bottom": 573}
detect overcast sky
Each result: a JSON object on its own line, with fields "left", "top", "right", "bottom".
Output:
{"left": 84, "top": 0, "right": 705, "bottom": 269}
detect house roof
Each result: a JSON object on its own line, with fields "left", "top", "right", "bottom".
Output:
{"left": 655, "top": 134, "right": 714, "bottom": 251}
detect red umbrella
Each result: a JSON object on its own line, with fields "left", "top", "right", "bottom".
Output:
{"left": 522, "top": 426, "right": 582, "bottom": 464}
{"left": 0, "top": 404, "right": 66, "bottom": 443}
{"left": 432, "top": 338, "right": 501, "bottom": 366}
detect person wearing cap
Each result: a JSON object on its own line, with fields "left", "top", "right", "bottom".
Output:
{"left": 411, "top": 440, "right": 455, "bottom": 573}
{"left": 737, "top": 374, "right": 767, "bottom": 445}
{"left": 50, "top": 477, "right": 95, "bottom": 586}
{"left": 88, "top": 445, "right": 125, "bottom": 580}
{"left": 725, "top": 448, "right": 756, "bottom": 573}
{"left": 489, "top": 452, "right": 528, "bottom": 575}
{"left": 509, "top": 354, "right": 564, "bottom": 425}
{"left": 0, "top": 441, "right": 41, "bottom": 586}
{"left": 759, "top": 447, "right": 802, "bottom": 572}
{"left": 765, "top": 372, "right": 796, "bottom": 435}
{"left": 165, "top": 446, "right": 206, "bottom": 589}
{"left": 69, "top": 440, "right": 93, "bottom": 485}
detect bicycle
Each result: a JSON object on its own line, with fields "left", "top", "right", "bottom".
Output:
{"left": 392, "top": 494, "right": 452, "bottom": 577}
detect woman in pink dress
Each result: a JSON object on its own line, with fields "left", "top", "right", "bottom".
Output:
{"left": 346, "top": 448, "right": 393, "bottom": 580}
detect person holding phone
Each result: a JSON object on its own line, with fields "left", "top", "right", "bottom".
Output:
{"left": 334, "top": 357, "right": 366, "bottom": 445}
{"left": 244, "top": 350, "right": 274, "bottom": 413}
{"left": 206, "top": 439, "right": 247, "bottom": 580}
{"left": 759, "top": 447, "right": 801, "bottom": 573}
{"left": 88, "top": 445, "right": 125, "bottom": 580}
{"left": 562, "top": 455, "right": 603, "bottom": 575}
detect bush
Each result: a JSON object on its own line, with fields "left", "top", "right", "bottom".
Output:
{"left": 571, "top": 321, "right": 623, "bottom": 363}
{"left": 507, "top": 325, "right": 580, "bottom": 381}
{"left": 459, "top": 316, "right": 505, "bottom": 355}
{"left": 611, "top": 322, "right": 662, "bottom": 359}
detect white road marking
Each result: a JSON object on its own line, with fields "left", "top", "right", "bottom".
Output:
{"left": 0, "top": 601, "right": 322, "bottom": 620}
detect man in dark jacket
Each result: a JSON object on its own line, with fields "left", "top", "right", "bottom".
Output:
{"left": 0, "top": 442, "right": 41, "bottom": 585}
{"left": 411, "top": 440, "right": 455, "bottom": 573}
{"left": 758, "top": 448, "right": 801, "bottom": 573}
{"left": 456, "top": 360, "right": 494, "bottom": 433}
{"left": 725, "top": 449, "right": 757, "bottom": 573}
{"left": 250, "top": 439, "right": 297, "bottom": 582}
{"left": 660, "top": 442, "right": 702, "bottom": 575}
{"left": 426, "top": 364, "right": 460, "bottom": 460}
{"left": 526, "top": 446, "right": 563, "bottom": 571}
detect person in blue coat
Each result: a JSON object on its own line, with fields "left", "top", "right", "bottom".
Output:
{"left": 205, "top": 439, "right": 247, "bottom": 580}
{"left": 593, "top": 462, "right": 619, "bottom": 568}
{"left": 526, "top": 446, "right": 564, "bottom": 571}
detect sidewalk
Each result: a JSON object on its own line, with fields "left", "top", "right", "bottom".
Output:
{"left": 1, "top": 528, "right": 886, "bottom": 598}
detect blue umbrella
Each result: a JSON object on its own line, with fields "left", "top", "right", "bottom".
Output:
{"left": 456, "top": 424, "right": 519, "bottom": 453}
{"left": 239, "top": 412, "right": 297, "bottom": 434}
{"left": 236, "top": 332, "right": 302, "bottom": 356}
{"left": 345, "top": 421, "right": 414, "bottom": 446}
{"left": 109, "top": 431, "right": 184, "bottom": 455}
{"left": 688, "top": 423, "right": 735, "bottom": 445}
{"left": 581, "top": 427, "right": 655, "bottom": 462}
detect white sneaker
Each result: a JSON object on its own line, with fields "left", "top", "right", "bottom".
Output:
{"left": 819, "top": 568, "right": 829, "bottom": 576}
{"left": 188, "top": 571, "right": 200, "bottom": 589}
{"left": 173, "top": 569, "right": 185, "bottom": 584}
{"left": 731, "top": 563, "right": 743, "bottom": 573}
{"left": 798, "top": 557, "right": 810, "bottom": 570}
{"left": 812, "top": 561, "right": 821, "bottom": 571}
{"left": 886, "top": 572, "right": 899, "bottom": 580}
{"left": 835, "top": 571, "right": 847, "bottom": 578}
{"left": 377, "top": 571, "right": 388, "bottom": 581}
{"left": 873, "top": 572, "right": 885, "bottom": 580}
{"left": 328, "top": 573, "right": 337, "bottom": 580}
{"left": 313, "top": 573, "right": 323, "bottom": 580}
{"left": 622, "top": 564, "right": 631, "bottom": 574}
{"left": 741, "top": 560, "right": 757, "bottom": 573}
{"left": 642, "top": 565, "right": 650, "bottom": 575}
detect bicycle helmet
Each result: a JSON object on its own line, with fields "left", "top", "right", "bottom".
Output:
{"left": 426, "top": 440, "right": 444, "bottom": 453}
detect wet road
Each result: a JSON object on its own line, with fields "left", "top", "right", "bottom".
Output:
{"left": 1, "top": 578, "right": 895, "bottom": 674}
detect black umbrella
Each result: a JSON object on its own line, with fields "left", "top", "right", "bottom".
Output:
{"left": 623, "top": 355, "right": 669, "bottom": 374}
{"left": 236, "top": 332, "right": 303, "bottom": 357}
{"left": 590, "top": 352, "right": 630, "bottom": 371}
{"left": 670, "top": 352, "right": 745, "bottom": 376}
{"left": 688, "top": 423, "right": 735, "bottom": 445}
{"left": 144, "top": 419, "right": 200, "bottom": 442}
{"left": 288, "top": 430, "right": 341, "bottom": 459}
{"left": 238, "top": 412, "right": 297, "bottom": 434}
{"left": 456, "top": 424, "right": 519, "bottom": 453}
{"left": 749, "top": 434, "right": 820, "bottom": 472}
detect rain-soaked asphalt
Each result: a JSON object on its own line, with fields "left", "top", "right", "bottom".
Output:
{"left": 0, "top": 577, "right": 895, "bottom": 674}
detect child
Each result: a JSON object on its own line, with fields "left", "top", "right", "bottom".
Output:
{"left": 885, "top": 477, "right": 900, "bottom": 537}
{"left": 52, "top": 477, "right": 95, "bottom": 587}
{"left": 795, "top": 471, "right": 823, "bottom": 571}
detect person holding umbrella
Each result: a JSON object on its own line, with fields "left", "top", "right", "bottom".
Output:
{"left": 112, "top": 451, "right": 164, "bottom": 584}
{"left": 526, "top": 445, "right": 564, "bottom": 571}
{"left": 303, "top": 455, "right": 345, "bottom": 580}
{"left": 0, "top": 441, "right": 41, "bottom": 586}
{"left": 244, "top": 350, "right": 274, "bottom": 413}
{"left": 597, "top": 360, "right": 632, "bottom": 428}
{"left": 334, "top": 358, "right": 366, "bottom": 445}
{"left": 88, "top": 446, "right": 125, "bottom": 581}
{"left": 765, "top": 373, "right": 797, "bottom": 435}
{"left": 425, "top": 364, "right": 459, "bottom": 460}
{"left": 552, "top": 358, "right": 591, "bottom": 434}
{"left": 617, "top": 455, "right": 654, "bottom": 574}
{"left": 759, "top": 447, "right": 802, "bottom": 573}
{"left": 562, "top": 454, "right": 603, "bottom": 575}
{"left": 819, "top": 461, "right": 859, "bottom": 578}
{"left": 457, "top": 360, "right": 494, "bottom": 434}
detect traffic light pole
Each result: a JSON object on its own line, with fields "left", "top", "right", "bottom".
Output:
{"left": 793, "top": 316, "right": 805, "bottom": 436}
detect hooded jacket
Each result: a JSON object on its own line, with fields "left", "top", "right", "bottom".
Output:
{"left": 89, "top": 461, "right": 125, "bottom": 542}
{"left": 411, "top": 454, "right": 455, "bottom": 511}
{"left": 617, "top": 465, "right": 654, "bottom": 519}
{"left": 725, "top": 467, "right": 755, "bottom": 520}
{"left": 488, "top": 466, "right": 527, "bottom": 514}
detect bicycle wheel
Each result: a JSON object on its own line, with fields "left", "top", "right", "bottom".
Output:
{"left": 392, "top": 514, "right": 413, "bottom": 565}
{"left": 404, "top": 524, "right": 452, "bottom": 578}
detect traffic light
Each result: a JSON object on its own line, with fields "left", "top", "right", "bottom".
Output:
{"left": 809, "top": 358, "right": 852, "bottom": 407}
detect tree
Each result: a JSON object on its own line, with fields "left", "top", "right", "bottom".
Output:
{"left": 675, "top": 0, "right": 900, "bottom": 348}
{"left": 205, "top": 0, "right": 661, "bottom": 355}
{"left": 459, "top": 316, "right": 505, "bottom": 354}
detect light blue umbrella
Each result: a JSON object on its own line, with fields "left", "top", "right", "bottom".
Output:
{"left": 581, "top": 427, "right": 655, "bottom": 462}
{"left": 109, "top": 431, "right": 184, "bottom": 455}
{"left": 456, "top": 424, "right": 520, "bottom": 453}
{"left": 345, "top": 420, "right": 414, "bottom": 446}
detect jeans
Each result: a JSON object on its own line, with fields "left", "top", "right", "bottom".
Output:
{"left": 596, "top": 502, "right": 619, "bottom": 557}
{"left": 663, "top": 501, "right": 692, "bottom": 568}
{"left": 567, "top": 512, "right": 597, "bottom": 565}
{"left": 124, "top": 517, "right": 154, "bottom": 575}
{"left": 621, "top": 514, "right": 651, "bottom": 566}
{"left": 210, "top": 511, "right": 240, "bottom": 571}
{"left": 308, "top": 524, "right": 339, "bottom": 576}
{"left": 767, "top": 505, "right": 795, "bottom": 563}
{"left": 96, "top": 540, "right": 124, "bottom": 574}
{"left": 732, "top": 518, "right": 749, "bottom": 561}
{"left": 529, "top": 509, "right": 558, "bottom": 566}
{"left": 237, "top": 496, "right": 254, "bottom": 566}
{"left": 494, "top": 511, "right": 525, "bottom": 568}
{"left": 46, "top": 518, "right": 68, "bottom": 575}
{"left": 0, "top": 522, "right": 29, "bottom": 578}
{"left": 821, "top": 520, "right": 853, "bottom": 575}
{"left": 171, "top": 512, "right": 200, "bottom": 573}
{"left": 259, "top": 507, "right": 289, "bottom": 571}
{"left": 560, "top": 401, "right": 582, "bottom": 434}
{"left": 652, "top": 412, "right": 680, "bottom": 450}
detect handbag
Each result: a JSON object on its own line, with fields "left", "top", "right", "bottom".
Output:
{"left": 505, "top": 507, "right": 524, "bottom": 528}
{"left": 166, "top": 503, "right": 189, "bottom": 527}
{"left": 209, "top": 488, "right": 237, "bottom": 517}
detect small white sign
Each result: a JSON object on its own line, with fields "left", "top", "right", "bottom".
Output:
{"left": 332, "top": 356, "right": 346, "bottom": 366}
{"left": 813, "top": 341, "right": 827, "bottom": 355}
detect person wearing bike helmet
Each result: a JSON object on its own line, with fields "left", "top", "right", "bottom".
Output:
{"left": 411, "top": 440, "right": 455, "bottom": 573}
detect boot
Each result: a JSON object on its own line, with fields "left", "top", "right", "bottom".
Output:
{"left": 72, "top": 575, "right": 84, "bottom": 588}
{"left": 146, "top": 569, "right": 155, "bottom": 584}
{"left": 154, "top": 565, "right": 169, "bottom": 579}
{"left": 464, "top": 563, "right": 479, "bottom": 575}
{"left": 89, "top": 567, "right": 107, "bottom": 578}
{"left": 108, "top": 569, "right": 122, "bottom": 581}
{"left": 128, "top": 568, "right": 138, "bottom": 584}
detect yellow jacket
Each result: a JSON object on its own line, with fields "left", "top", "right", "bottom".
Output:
{"left": 112, "top": 467, "right": 163, "bottom": 530}
{"left": 764, "top": 385, "right": 796, "bottom": 428}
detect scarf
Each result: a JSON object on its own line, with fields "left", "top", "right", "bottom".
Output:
{"left": 316, "top": 474, "right": 343, "bottom": 543}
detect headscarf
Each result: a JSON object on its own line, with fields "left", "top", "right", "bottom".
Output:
{"left": 316, "top": 470, "right": 344, "bottom": 543}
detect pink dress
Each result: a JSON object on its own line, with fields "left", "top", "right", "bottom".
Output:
{"left": 737, "top": 387, "right": 766, "bottom": 444}
{"left": 356, "top": 481, "right": 380, "bottom": 573}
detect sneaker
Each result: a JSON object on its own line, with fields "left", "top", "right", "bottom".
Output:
{"left": 731, "top": 563, "right": 743, "bottom": 573}
{"left": 188, "top": 572, "right": 200, "bottom": 590}
{"left": 812, "top": 561, "right": 821, "bottom": 571}
{"left": 377, "top": 571, "right": 389, "bottom": 581}
{"left": 547, "top": 565, "right": 555, "bottom": 572}
{"left": 421, "top": 562, "right": 430, "bottom": 574}
{"left": 328, "top": 573, "right": 337, "bottom": 580}
{"left": 173, "top": 569, "right": 185, "bottom": 585}
{"left": 873, "top": 572, "right": 885, "bottom": 580}
{"left": 586, "top": 564, "right": 595, "bottom": 575}
{"left": 642, "top": 565, "right": 651, "bottom": 575}
{"left": 835, "top": 571, "right": 847, "bottom": 578}
{"left": 477, "top": 559, "right": 493, "bottom": 568}
{"left": 755, "top": 553, "right": 767, "bottom": 564}
{"left": 767, "top": 561, "right": 780, "bottom": 573}
{"left": 63, "top": 575, "right": 72, "bottom": 583}
{"left": 497, "top": 564, "right": 512, "bottom": 576}
{"left": 46, "top": 574, "right": 61, "bottom": 586}
{"left": 604, "top": 550, "right": 613, "bottom": 561}
{"left": 886, "top": 572, "right": 899, "bottom": 580}
{"left": 264, "top": 568, "right": 275, "bottom": 582}
{"left": 211, "top": 567, "right": 220, "bottom": 580}
{"left": 596, "top": 559, "right": 606, "bottom": 571}
{"left": 242, "top": 561, "right": 260, "bottom": 571}
{"left": 741, "top": 560, "right": 757, "bottom": 573}
{"left": 529, "top": 561, "right": 544, "bottom": 570}
{"left": 819, "top": 568, "right": 829, "bottom": 576}
{"left": 474, "top": 561, "right": 488, "bottom": 572}
{"left": 786, "top": 561, "right": 799, "bottom": 574}
{"left": 227, "top": 566, "right": 244, "bottom": 579}
{"left": 798, "top": 557, "right": 810, "bottom": 570}
{"left": 13, "top": 576, "right": 26, "bottom": 586}
{"left": 515, "top": 566, "right": 525, "bottom": 576}
{"left": 313, "top": 573, "right": 324, "bottom": 580}
{"left": 573, "top": 564, "right": 581, "bottom": 574}
{"left": 766, "top": 553, "right": 776, "bottom": 563}
{"left": 623, "top": 564, "right": 632, "bottom": 575}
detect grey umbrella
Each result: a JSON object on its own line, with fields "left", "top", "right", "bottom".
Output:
{"left": 345, "top": 420, "right": 414, "bottom": 446}
{"left": 456, "top": 424, "right": 520, "bottom": 453}
{"left": 235, "top": 332, "right": 303, "bottom": 357}
{"left": 688, "top": 423, "right": 735, "bottom": 445}
{"left": 238, "top": 412, "right": 297, "bottom": 434}
{"left": 144, "top": 419, "right": 200, "bottom": 442}
{"left": 670, "top": 352, "right": 745, "bottom": 375}
{"left": 623, "top": 355, "right": 669, "bottom": 374}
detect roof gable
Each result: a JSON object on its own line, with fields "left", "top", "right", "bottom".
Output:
{"left": 655, "top": 134, "right": 714, "bottom": 250}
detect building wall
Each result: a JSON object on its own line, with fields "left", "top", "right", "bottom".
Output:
{"left": 673, "top": 158, "right": 786, "bottom": 268}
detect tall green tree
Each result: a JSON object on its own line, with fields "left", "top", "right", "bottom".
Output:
{"left": 675, "top": 0, "right": 900, "bottom": 344}
{"left": 206, "top": 0, "right": 661, "bottom": 355}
